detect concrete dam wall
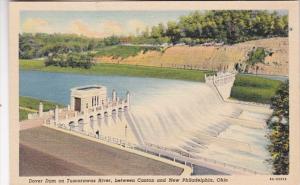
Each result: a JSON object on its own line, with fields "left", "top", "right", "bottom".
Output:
{"left": 39, "top": 72, "right": 271, "bottom": 174}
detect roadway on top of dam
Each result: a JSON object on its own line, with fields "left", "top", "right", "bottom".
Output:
{"left": 20, "top": 126, "right": 225, "bottom": 176}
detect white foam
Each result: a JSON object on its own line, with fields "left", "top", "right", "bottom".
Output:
{"left": 121, "top": 82, "right": 272, "bottom": 173}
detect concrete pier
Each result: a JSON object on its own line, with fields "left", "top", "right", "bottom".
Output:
{"left": 205, "top": 71, "right": 237, "bottom": 100}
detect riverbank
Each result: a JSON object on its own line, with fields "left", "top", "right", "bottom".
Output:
{"left": 20, "top": 60, "right": 282, "bottom": 104}
{"left": 20, "top": 59, "right": 211, "bottom": 82}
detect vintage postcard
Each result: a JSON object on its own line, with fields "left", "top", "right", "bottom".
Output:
{"left": 9, "top": 1, "right": 300, "bottom": 185}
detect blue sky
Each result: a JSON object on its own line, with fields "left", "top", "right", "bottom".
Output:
{"left": 20, "top": 11, "right": 193, "bottom": 37}
{"left": 20, "top": 10, "right": 288, "bottom": 38}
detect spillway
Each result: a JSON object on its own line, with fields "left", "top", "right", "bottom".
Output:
{"left": 117, "top": 82, "right": 272, "bottom": 174}
{"left": 20, "top": 71, "right": 272, "bottom": 174}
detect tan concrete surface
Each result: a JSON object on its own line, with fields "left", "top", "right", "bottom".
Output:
{"left": 20, "top": 119, "right": 44, "bottom": 130}
{"left": 20, "top": 144, "right": 99, "bottom": 176}
{"left": 20, "top": 126, "right": 183, "bottom": 176}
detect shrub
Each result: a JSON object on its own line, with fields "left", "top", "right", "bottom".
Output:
{"left": 267, "top": 81, "right": 289, "bottom": 174}
{"left": 45, "top": 52, "right": 95, "bottom": 69}
{"left": 246, "top": 47, "right": 269, "bottom": 66}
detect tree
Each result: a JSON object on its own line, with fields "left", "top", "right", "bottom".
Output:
{"left": 45, "top": 52, "right": 95, "bottom": 69}
{"left": 246, "top": 47, "right": 268, "bottom": 66}
{"left": 151, "top": 23, "right": 165, "bottom": 40}
{"left": 166, "top": 21, "right": 181, "bottom": 44}
{"left": 19, "top": 10, "right": 289, "bottom": 58}
{"left": 103, "top": 36, "right": 120, "bottom": 46}
{"left": 141, "top": 27, "right": 150, "bottom": 38}
{"left": 267, "top": 80, "right": 289, "bottom": 175}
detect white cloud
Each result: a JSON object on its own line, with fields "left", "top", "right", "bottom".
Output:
{"left": 68, "top": 20, "right": 125, "bottom": 38}
{"left": 127, "top": 19, "right": 146, "bottom": 35}
{"left": 21, "top": 18, "right": 53, "bottom": 33}
{"left": 22, "top": 17, "right": 148, "bottom": 38}
{"left": 69, "top": 20, "right": 105, "bottom": 38}
{"left": 99, "top": 20, "right": 123, "bottom": 36}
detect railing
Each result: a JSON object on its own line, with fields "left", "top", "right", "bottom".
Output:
{"left": 46, "top": 123, "right": 266, "bottom": 175}
{"left": 135, "top": 143, "right": 263, "bottom": 175}
{"left": 28, "top": 113, "right": 39, "bottom": 119}
{"left": 45, "top": 101, "right": 129, "bottom": 125}
{"left": 143, "top": 142, "right": 262, "bottom": 175}
{"left": 205, "top": 71, "right": 236, "bottom": 84}
{"left": 28, "top": 110, "right": 55, "bottom": 120}
{"left": 228, "top": 100, "right": 270, "bottom": 107}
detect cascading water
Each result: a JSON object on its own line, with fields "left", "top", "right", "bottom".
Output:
{"left": 118, "top": 82, "right": 272, "bottom": 174}
{"left": 20, "top": 71, "right": 272, "bottom": 174}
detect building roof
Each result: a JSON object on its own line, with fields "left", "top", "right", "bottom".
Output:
{"left": 71, "top": 85, "right": 107, "bottom": 97}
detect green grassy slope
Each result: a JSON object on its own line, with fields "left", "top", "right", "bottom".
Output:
{"left": 230, "top": 75, "right": 282, "bottom": 104}
{"left": 19, "top": 96, "right": 64, "bottom": 121}
{"left": 19, "top": 109, "right": 32, "bottom": 121}
{"left": 20, "top": 59, "right": 211, "bottom": 82}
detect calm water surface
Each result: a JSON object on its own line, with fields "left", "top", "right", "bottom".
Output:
{"left": 20, "top": 70, "right": 199, "bottom": 105}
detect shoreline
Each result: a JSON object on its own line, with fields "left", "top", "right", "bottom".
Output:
{"left": 20, "top": 59, "right": 286, "bottom": 82}
{"left": 20, "top": 69, "right": 205, "bottom": 84}
{"left": 20, "top": 60, "right": 282, "bottom": 104}
{"left": 20, "top": 60, "right": 210, "bottom": 82}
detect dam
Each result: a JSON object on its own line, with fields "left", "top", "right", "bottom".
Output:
{"left": 24, "top": 71, "right": 272, "bottom": 175}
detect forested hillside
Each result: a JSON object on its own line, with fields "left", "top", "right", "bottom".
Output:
{"left": 19, "top": 33, "right": 120, "bottom": 59}
{"left": 19, "top": 10, "right": 288, "bottom": 58}
{"left": 131, "top": 10, "right": 288, "bottom": 45}
{"left": 19, "top": 10, "right": 288, "bottom": 72}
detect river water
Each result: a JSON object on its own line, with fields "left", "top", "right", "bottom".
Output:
{"left": 20, "top": 70, "right": 272, "bottom": 174}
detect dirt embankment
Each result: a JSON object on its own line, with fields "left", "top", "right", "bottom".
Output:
{"left": 96, "top": 37, "right": 288, "bottom": 76}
